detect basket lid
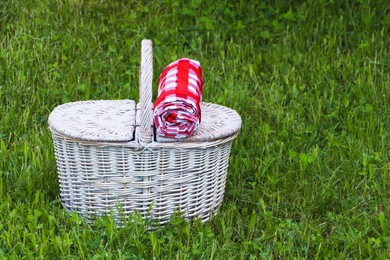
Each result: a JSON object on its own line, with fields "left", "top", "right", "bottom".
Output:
{"left": 48, "top": 100, "right": 136, "bottom": 142}
{"left": 156, "top": 102, "right": 242, "bottom": 143}
{"left": 48, "top": 100, "right": 241, "bottom": 143}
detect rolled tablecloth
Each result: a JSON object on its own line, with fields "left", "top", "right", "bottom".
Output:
{"left": 153, "top": 58, "right": 204, "bottom": 138}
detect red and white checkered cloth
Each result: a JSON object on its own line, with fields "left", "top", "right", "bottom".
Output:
{"left": 153, "top": 58, "right": 204, "bottom": 138}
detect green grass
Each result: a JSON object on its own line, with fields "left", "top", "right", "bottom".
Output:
{"left": 0, "top": 0, "right": 389, "bottom": 258}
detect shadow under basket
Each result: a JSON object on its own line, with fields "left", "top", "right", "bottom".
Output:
{"left": 48, "top": 40, "right": 242, "bottom": 225}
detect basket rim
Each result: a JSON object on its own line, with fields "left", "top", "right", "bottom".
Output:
{"left": 49, "top": 126, "right": 238, "bottom": 149}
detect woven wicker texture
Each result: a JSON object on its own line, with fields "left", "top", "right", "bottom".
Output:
{"left": 139, "top": 39, "right": 153, "bottom": 143}
{"left": 48, "top": 101, "right": 241, "bottom": 144}
{"left": 51, "top": 131, "right": 235, "bottom": 224}
{"left": 48, "top": 39, "right": 242, "bottom": 224}
{"left": 48, "top": 100, "right": 136, "bottom": 142}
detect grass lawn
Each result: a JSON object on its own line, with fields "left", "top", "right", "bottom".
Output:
{"left": 0, "top": 0, "right": 389, "bottom": 258}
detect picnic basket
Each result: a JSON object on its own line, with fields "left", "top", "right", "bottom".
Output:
{"left": 48, "top": 39, "right": 242, "bottom": 224}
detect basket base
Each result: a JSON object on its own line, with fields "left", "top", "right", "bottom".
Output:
{"left": 53, "top": 133, "right": 233, "bottom": 225}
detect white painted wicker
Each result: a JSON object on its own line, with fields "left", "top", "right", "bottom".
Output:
{"left": 48, "top": 39, "right": 242, "bottom": 224}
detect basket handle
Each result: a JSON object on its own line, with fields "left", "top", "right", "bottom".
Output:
{"left": 138, "top": 39, "right": 153, "bottom": 144}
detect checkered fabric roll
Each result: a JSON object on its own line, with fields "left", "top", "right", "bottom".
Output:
{"left": 153, "top": 58, "right": 204, "bottom": 138}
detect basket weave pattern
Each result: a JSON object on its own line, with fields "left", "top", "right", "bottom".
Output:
{"left": 52, "top": 132, "right": 233, "bottom": 223}
{"left": 49, "top": 40, "right": 241, "bottom": 224}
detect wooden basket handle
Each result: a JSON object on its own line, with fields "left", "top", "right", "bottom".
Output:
{"left": 138, "top": 39, "right": 153, "bottom": 144}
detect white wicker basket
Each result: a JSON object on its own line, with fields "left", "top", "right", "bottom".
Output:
{"left": 48, "top": 40, "right": 242, "bottom": 224}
